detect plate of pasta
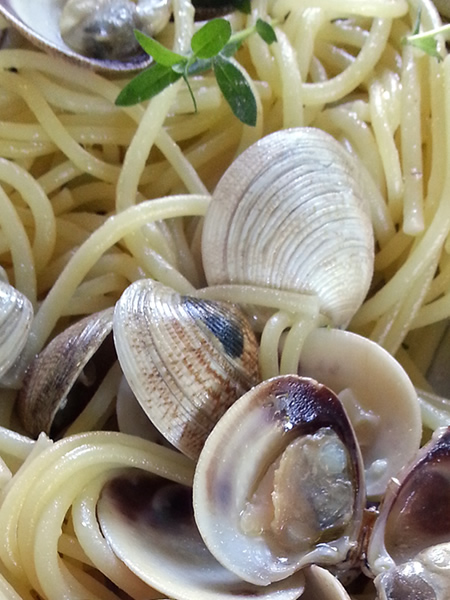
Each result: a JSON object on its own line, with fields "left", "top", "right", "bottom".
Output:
{"left": 0, "top": 1, "right": 449, "bottom": 599}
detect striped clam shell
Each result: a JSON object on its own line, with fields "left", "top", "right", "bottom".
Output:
{"left": 201, "top": 127, "right": 375, "bottom": 327}
{"left": 113, "top": 278, "right": 260, "bottom": 459}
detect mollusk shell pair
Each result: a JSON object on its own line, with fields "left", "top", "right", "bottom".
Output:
{"left": 201, "top": 127, "right": 375, "bottom": 327}
{"left": 17, "top": 278, "right": 260, "bottom": 460}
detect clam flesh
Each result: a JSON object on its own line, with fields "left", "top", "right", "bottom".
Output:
{"left": 201, "top": 127, "right": 375, "bottom": 327}
{"left": 193, "top": 374, "right": 366, "bottom": 586}
{"left": 113, "top": 278, "right": 260, "bottom": 459}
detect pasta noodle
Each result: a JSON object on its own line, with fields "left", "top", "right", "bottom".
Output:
{"left": 0, "top": 0, "right": 448, "bottom": 598}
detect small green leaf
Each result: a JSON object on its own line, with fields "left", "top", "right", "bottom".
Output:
{"left": 231, "top": 0, "right": 251, "bottom": 14}
{"left": 213, "top": 55, "right": 257, "bottom": 126}
{"left": 115, "top": 63, "right": 182, "bottom": 106}
{"left": 408, "top": 35, "right": 443, "bottom": 61}
{"left": 187, "top": 57, "right": 214, "bottom": 76}
{"left": 412, "top": 6, "right": 422, "bottom": 36}
{"left": 134, "top": 30, "right": 186, "bottom": 66}
{"left": 256, "top": 19, "right": 277, "bottom": 45}
{"left": 191, "top": 19, "right": 232, "bottom": 59}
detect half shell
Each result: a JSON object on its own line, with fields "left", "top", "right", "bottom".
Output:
{"left": 193, "top": 374, "right": 365, "bottom": 586}
{"left": 201, "top": 127, "right": 374, "bottom": 327}
{"left": 113, "top": 278, "right": 260, "bottom": 459}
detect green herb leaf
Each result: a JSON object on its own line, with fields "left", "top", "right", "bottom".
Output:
{"left": 412, "top": 6, "right": 422, "bottom": 36}
{"left": 407, "top": 34, "right": 443, "bottom": 61}
{"left": 191, "top": 18, "right": 232, "bottom": 59}
{"left": 231, "top": 0, "right": 251, "bottom": 14}
{"left": 213, "top": 55, "right": 257, "bottom": 126}
{"left": 255, "top": 18, "right": 277, "bottom": 44}
{"left": 134, "top": 30, "right": 186, "bottom": 66}
{"left": 115, "top": 63, "right": 182, "bottom": 106}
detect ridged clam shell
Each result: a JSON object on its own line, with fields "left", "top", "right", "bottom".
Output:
{"left": 113, "top": 278, "right": 260, "bottom": 459}
{"left": 0, "top": 279, "right": 33, "bottom": 381}
{"left": 193, "top": 375, "right": 365, "bottom": 586}
{"left": 201, "top": 127, "right": 374, "bottom": 326}
{"left": 17, "top": 307, "right": 114, "bottom": 438}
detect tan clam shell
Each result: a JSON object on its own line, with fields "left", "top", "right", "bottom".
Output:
{"left": 193, "top": 375, "right": 366, "bottom": 586}
{"left": 201, "top": 127, "right": 374, "bottom": 327}
{"left": 297, "top": 327, "right": 422, "bottom": 498}
{"left": 113, "top": 278, "right": 260, "bottom": 459}
{"left": 16, "top": 307, "right": 114, "bottom": 438}
{"left": 301, "top": 565, "right": 351, "bottom": 600}
{"left": 97, "top": 468, "right": 306, "bottom": 600}
{"left": 0, "top": 279, "right": 33, "bottom": 382}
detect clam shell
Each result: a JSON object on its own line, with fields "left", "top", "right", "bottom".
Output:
{"left": 301, "top": 565, "right": 351, "bottom": 600}
{"left": 0, "top": 279, "right": 33, "bottom": 382}
{"left": 0, "top": 0, "right": 152, "bottom": 71}
{"left": 201, "top": 127, "right": 374, "bottom": 327}
{"left": 113, "top": 278, "right": 260, "bottom": 459}
{"left": 367, "top": 426, "right": 450, "bottom": 577}
{"left": 193, "top": 375, "right": 365, "bottom": 586}
{"left": 297, "top": 327, "right": 422, "bottom": 498}
{"left": 97, "top": 468, "right": 306, "bottom": 600}
{"left": 16, "top": 307, "right": 114, "bottom": 438}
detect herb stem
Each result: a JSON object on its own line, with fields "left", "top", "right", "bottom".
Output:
{"left": 408, "top": 23, "right": 450, "bottom": 42}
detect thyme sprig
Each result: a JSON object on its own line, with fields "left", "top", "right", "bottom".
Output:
{"left": 115, "top": 17, "right": 277, "bottom": 127}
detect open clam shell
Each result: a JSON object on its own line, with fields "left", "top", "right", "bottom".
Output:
{"left": 367, "top": 426, "right": 450, "bottom": 578}
{"left": 297, "top": 327, "right": 422, "bottom": 498}
{"left": 16, "top": 307, "right": 115, "bottom": 438}
{"left": 201, "top": 127, "right": 375, "bottom": 327}
{"left": 113, "top": 278, "right": 260, "bottom": 459}
{"left": 0, "top": 279, "right": 33, "bottom": 383}
{"left": 193, "top": 375, "right": 366, "bottom": 586}
{"left": 97, "top": 468, "right": 306, "bottom": 600}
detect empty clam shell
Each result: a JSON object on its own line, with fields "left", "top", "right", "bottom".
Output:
{"left": 193, "top": 375, "right": 365, "bottom": 586}
{"left": 113, "top": 278, "right": 260, "bottom": 459}
{"left": 367, "top": 426, "right": 450, "bottom": 577}
{"left": 297, "top": 327, "right": 422, "bottom": 498}
{"left": 97, "top": 468, "right": 306, "bottom": 600}
{"left": 0, "top": 279, "right": 33, "bottom": 382}
{"left": 17, "top": 307, "right": 115, "bottom": 438}
{"left": 201, "top": 127, "right": 374, "bottom": 327}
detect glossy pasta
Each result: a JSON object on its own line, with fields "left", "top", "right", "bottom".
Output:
{"left": 0, "top": 0, "right": 448, "bottom": 598}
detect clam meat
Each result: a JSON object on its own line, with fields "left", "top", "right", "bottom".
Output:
{"left": 193, "top": 374, "right": 365, "bottom": 586}
{"left": 201, "top": 127, "right": 375, "bottom": 327}
{"left": 60, "top": 0, "right": 172, "bottom": 61}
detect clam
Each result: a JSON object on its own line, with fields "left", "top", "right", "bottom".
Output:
{"left": 193, "top": 374, "right": 366, "bottom": 586}
{"left": 0, "top": 279, "right": 33, "bottom": 384}
{"left": 16, "top": 307, "right": 115, "bottom": 438}
{"left": 113, "top": 278, "right": 260, "bottom": 459}
{"left": 367, "top": 426, "right": 450, "bottom": 576}
{"left": 201, "top": 127, "right": 375, "bottom": 327}
{"left": 0, "top": 0, "right": 155, "bottom": 72}
{"left": 297, "top": 327, "right": 422, "bottom": 498}
{"left": 301, "top": 565, "right": 351, "bottom": 600}
{"left": 96, "top": 468, "right": 306, "bottom": 600}
{"left": 366, "top": 426, "right": 450, "bottom": 598}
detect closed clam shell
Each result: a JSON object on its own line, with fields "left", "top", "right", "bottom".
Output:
{"left": 201, "top": 127, "right": 374, "bottom": 327}
{"left": 113, "top": 278, "right": 260, "bottom": 459}
{"left": 0, "top": 279, "right": 33, "bottom": 382}
{"left": 193, "top": 375, "right": 365, "bottom": 586}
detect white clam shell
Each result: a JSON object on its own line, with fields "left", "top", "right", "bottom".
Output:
{"left": 113, "top": 278, "right": 260, "bottom": 459}
{"left": 301, "top": 565, "right": 351, "bottom": 600}
{"left": 297, "top": 327, "right": 422, "bottom": 498}
{"left": 97, "top": 468, "right": 306, "bottom": 600}
{"left": 0, "top": 279, "right": 33, "bottom": 382}
{"left": 193, "top": 375, "right": 365, "bottom": 586}
{"left": 201, "top": 127, "right": 374, "bottom": 327}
